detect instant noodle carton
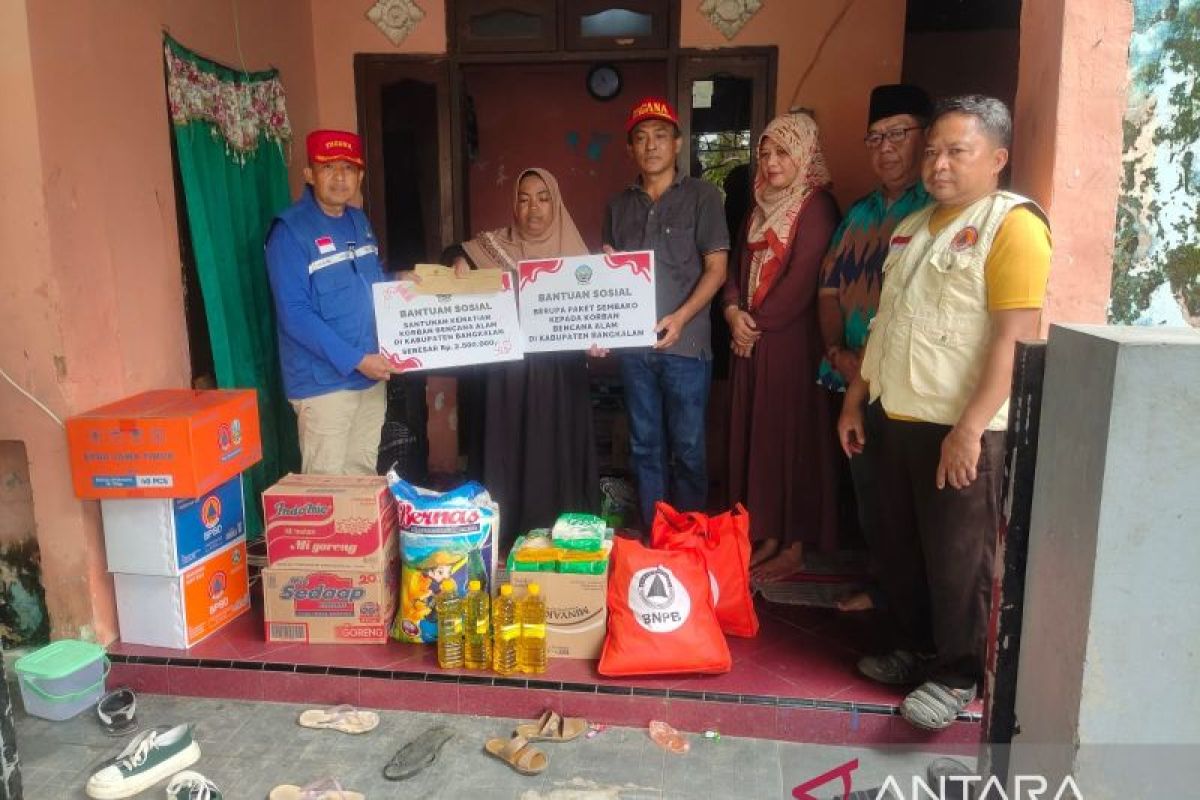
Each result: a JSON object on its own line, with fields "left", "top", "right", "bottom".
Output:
{"left": 388, "top": 475, "right": 498, "bottom": 644}
{"left": 66, "top": 389, "right": 261, "bottom": 499}
{"left": 262, "top": 474, "right": 398, "bottom": 570}
{"left": 262, "top": 559, "right": 399, "bottom": 644}
{"left": 100, "top": 475, "right": 245, "bottom": 576}
{"left": 112, "top": 537, "right": 250, "bottom": 649}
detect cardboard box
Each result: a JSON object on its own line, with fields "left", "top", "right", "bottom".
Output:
{"left": 262, "top": 560, "right": 399, "bottom": 644}
{"left": 263, "top": 474, "right": 399, "bottom": 569}
{"left": 113, "top": 537, "right": 250, "bottom": 649}
{"left": 510, "top": 567, "right": 608, "bottom": 659}
{"left": 66, "top": 389, "right": 261, "bottom": 499}
{"left": 100, "top": 475, "right": 245, "bottom": 576}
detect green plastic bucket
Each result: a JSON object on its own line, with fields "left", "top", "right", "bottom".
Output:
{"left": 14, "top": 639, "right": 109, "bottom": 721}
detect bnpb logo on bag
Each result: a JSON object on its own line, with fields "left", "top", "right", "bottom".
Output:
{"left": 628, "top": 566, "right": 691, "bottom": 633}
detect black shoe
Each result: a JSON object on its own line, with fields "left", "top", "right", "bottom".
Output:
{"left": 97, "top": 687, "right": 138, "bottom": 736}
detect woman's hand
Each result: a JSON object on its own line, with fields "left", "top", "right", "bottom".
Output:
{"left": 452, "top": 257, "right": 471, "bottom": 278}
{"left": 731, "top": 340, "right": 754, "bottom": 359}
{"left": 725, "top": 306, "right": 761, "bottom": 348}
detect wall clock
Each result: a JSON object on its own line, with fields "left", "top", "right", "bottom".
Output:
{"left": 587, "top": 64, "right": 623, "bottom": 102}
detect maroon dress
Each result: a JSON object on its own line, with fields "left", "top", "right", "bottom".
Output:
{"left": 724, "top": 190, "right": 840, "bottom": 551}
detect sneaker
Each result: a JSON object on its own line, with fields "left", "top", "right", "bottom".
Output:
{"left": 97, "top": 688, "right": 138, "bottom": 736}
{"left": 856, "top": 649, "right": 926, "bottom": 685}
{"left": 85, "top": 724, "right": 201, "bottom": 799}
{"left": 166, "top": 770, "right": 223, "bottom": 800}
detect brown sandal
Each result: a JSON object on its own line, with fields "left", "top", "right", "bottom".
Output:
{"left": 483, "top": 734, "right": 549, "bottom": 776}
{"left": 515, "top": 709, "right": 588, "bottom": 742}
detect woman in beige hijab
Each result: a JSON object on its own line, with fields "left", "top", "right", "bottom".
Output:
{"left": 455, "top": 168, "right": 599, "bottom": 549}
{"left": 721, "top": 113, "right": 841, "bottom": 582}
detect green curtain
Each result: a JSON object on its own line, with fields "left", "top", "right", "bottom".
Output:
{"left": 165, "top": 36, "right": 299, "bottom": 538}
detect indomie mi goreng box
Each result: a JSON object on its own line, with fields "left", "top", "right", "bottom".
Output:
{"left": 66, "top": 389, "right": 261, "bottom": 499}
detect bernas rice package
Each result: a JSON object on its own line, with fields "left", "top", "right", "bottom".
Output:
{"left": 388, "top": 474, "right": 498, "bottom": 644}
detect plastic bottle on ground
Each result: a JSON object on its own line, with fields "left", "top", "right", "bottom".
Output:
{"left": 517, "top": 582, "right": 547, "bottom": 675}
{"left": 435, "top": 579, "right": 464, "bottom": 669}
{"left": 492, "top": 583, "right": 519, "bottom": 676}
{"left": 648, "top": 720, "right": 690, "bottom": 754}
{"left": 464, "top": 579, "right": 492, "bottom": 670}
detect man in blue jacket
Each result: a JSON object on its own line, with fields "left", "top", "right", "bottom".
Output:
{"left": 266, "top": 129, "right": 397, "bottom": 474}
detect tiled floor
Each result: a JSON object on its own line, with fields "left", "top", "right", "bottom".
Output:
{"left": 105, "top": 597, "right": 982, "bottom": 747}
{"left": 10, "top": 692, "right": 975, "bottom": 799}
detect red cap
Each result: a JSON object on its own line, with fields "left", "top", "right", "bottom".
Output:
{"left": 306, "top": 129, "right": 364, "bottom": 167}
{"left": 625, "top": 97, "right": 679, "bottom": 133}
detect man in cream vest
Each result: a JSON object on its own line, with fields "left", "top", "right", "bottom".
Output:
{"left": 838, "top": 95, "right": 1051, "bottom": 730}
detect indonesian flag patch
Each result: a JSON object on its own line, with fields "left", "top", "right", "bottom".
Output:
{"left": 315, "top": 236, "right": 336, "bottom": 255}
{"left": 890, "top": 234, "right": 912, "bottom": 251}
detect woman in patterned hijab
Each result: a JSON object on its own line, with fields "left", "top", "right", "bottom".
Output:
{"left": 722, "top": 112, "right": 842, "bottom": 581}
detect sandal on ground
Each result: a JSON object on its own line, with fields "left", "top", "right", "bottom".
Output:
{"left": 483, "top": 734, "right": 548, "bottom": 776}
{"left": 268, "top": 778, "right": 364, "bottom": 800}
{"left": 900, "top": 681, "right": 976, "bottom": 731}
{"left": 514, "top": 710, "right": 587, "bottom": 742}
{"left": 97, "top": 688, "right": 138, "bottom": 737}
{"left": 297, "top": 705, "right": 380, "bottom": 735}
{"left": 383, "top": 724, "right": 455, "bottom": 781}
{"left": 856, "top": 649, "right": 925, "bottom": 686}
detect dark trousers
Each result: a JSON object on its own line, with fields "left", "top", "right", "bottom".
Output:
{"left": 619, "top": 352, "right": 712, "bottom": 528}
{"left": 875, "top": 415, "right": 1005, "bottom": 688}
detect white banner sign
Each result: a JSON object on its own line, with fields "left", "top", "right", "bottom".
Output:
{"left": 517, "top": 251, "right": 658, "bottom": 352}
{"left": 373, "top": 278, "right": 523, "bottom": 372}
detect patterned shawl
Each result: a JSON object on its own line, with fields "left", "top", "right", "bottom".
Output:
{"left": 462, "top": 167, "right": 588, "bottom": 272}
{"left": 745, "top": 114, "right": 832, "bottom": 309}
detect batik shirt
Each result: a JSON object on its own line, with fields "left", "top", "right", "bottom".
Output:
{"left": 816, "top": 181, "right": 932, "bottom": 391}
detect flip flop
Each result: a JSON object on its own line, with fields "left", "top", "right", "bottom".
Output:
{"left": 382, "top": 724, "right": 455, "bottom": 781}
{"left": 297, "top": 705, "right": 380, "bottom": 735}
{"left": 268, "top": 778, "right": 364, "bottom": 800}
{"left": 514, "top": 710, "right": 587, "bottom": 742}
{"left": 483, "top": 734, "right": 548, "bottom": 776}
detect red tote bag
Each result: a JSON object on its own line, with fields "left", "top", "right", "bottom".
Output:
{"left": 598, "top": 535, "right": 731, "bottom": 677}
{"left": 651, "top": 502, "right": 759, "bottom": 638}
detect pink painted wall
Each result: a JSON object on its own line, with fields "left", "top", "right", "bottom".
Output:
{"left": 1013, "top": 0, "right": 1132, "bottom": 328}
{"left": 680, "top": 0, "right": 906, "bottom": 209}
{"left": 2, "top": 0, "right": 319, "bottom": 643}
{"left": 309, "top": 0, "right": 447, "bottom": 132}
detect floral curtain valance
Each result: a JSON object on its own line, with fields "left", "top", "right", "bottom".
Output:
{"left": 164, "top": 35, "right": 292, "bottom": 158}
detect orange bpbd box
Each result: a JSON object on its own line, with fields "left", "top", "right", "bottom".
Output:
{"left": 66, "top": 389, "right": 261, "bottom": 499}
{"left": 263, "top": 474, "right": 398, "bottom": 569}
{"left": 113, "top": 538, "right": 250, "bottom": 649}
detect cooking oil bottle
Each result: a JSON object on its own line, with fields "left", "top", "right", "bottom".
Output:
{"left": 464, "top": 579, "right": 492, "bottom": 670}
{"left": 517, "top": 582, "right": 547, "bottom": 675}
{"left": 436, "top": 579, "right": 464, "bottom": 669}
{"left": 492, "top": 583, "right": 519, "bottom": 676}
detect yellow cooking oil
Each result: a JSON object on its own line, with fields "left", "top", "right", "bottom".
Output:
{"left": 464, "top": 579, "right": 492, "bottom": 670}
{"left": 492, "top": 583, "right": 519, "bottom": 675}
{"left": 517, "top": 582, "right": 547, "bottom": 675}
{"left": 435, "top": 579, "right": 464, "bottom": 669}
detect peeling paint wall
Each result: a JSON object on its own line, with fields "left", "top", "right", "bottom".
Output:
{"left": 0, "top": 442, "right": 49, "bottom": 647}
